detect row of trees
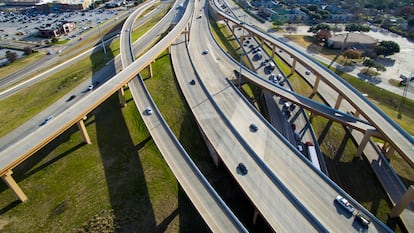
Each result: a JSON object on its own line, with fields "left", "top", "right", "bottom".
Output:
{"left": 3, "top": 47, "right": 33, "bottom": 64}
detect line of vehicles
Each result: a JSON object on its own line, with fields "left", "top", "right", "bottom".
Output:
{"left": 335, "top": 195, "right": 371, "bottom": 227}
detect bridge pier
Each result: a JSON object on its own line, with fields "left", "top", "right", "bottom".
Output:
{"left": 118, "top": 88, "right": 126, "bottom": 107}
{"left": 390, "top": 185, "right": 414, "bottom": 217}
{"left": 77, "top": 118, "right": 91, "bottom": 144}
{"left": 148, "top": 63, "right": 153, "bottom": 78}
{"left": 384, "top": 144, "right": 395, "bottom": 160}
{"left": 355, "top": 129, "right": 381, "bottom": 158}
{"left": 334, "top": 95, "right": 343, "bottom": 109}
{"left": 290, "top": 57, "right": 297, "bottom": 75}
{"left": 1, "top": 170, "right": 27, "bottom": 202}
{"left": 311, "top": 75, "right": 321, "bottom": 96}
{"left": 253, "top": 208, "right": 259, "bottom": 224}
{"left": 271, "top": 44, "right": 276, "bottom": 58}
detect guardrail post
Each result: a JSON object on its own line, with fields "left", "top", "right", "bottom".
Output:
{"left": 77, "top": 118, "right": 91, "bottom": 144}
{"left": 1, "top": 170, "right": 27, "bottom": 202}
{"left": 311, "top": 75, "right": 321, "bottom": 96}
{"left": 390, "top": 185, "right": 414, "bottom": 217}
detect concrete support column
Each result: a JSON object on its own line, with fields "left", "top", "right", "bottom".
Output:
{"left": 148, "top": 63, "right": 153, "bottom": 78}
{"left": 291, "top": 58, "right": 297, "bottom": 74}
{"left": 253, "top": 208, "right": 259, "bottom": 225}
{"left": 311, "top": 75, "right": 321, "bottom": 96}
{"left": 385, "top": 145, "right": 395, "bottom": 160}
{"left": 118, "top": 88, "right": 126, "bottom": 107}
{"left": 390, "top": 185, "right": 414, "bottom": 217}
{"left": 187, "top": 22, "right": 191, "bottom": 41}
{"left": 77, "top": 118, "right": 91, "bottom": 144}
{"left": 1, "top": 170, "right": 27, "bottom": 202}
{"left": 355, "top": 129, "right": 379, "bottom": 157}
{"left": 334, "top": 94, "right": 343, "bottom": 109}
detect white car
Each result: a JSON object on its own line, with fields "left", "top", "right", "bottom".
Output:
{"left": 202, "top": 49, "right": 209, "bottom": 55}
{"left": 145, "top": 107, "right": 153, "bottom": 115}
{"left": 335, "top": 195, "right": 354, "bottom": 213}
{"left": 87, "top": 84, "right": 94, "bottom": 91}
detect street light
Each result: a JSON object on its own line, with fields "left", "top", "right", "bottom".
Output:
{"left": 238, "top": 14, "right": 247, "bottom": 88}
{"left": 397, "top": 69, "right": 413, "bottom": 119}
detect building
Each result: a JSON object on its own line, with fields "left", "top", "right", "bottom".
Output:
{"left": 37, "top": 20, "right": 75, "bottom": 38}
{"left": 327, "top": 33, "right": 378, "bottom": 50}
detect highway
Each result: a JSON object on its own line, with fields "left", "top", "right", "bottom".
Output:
{"left": 171, "top": 0, "right": 392, "bottom": 231}
{"left": 119, "top": 2, "right": 248, "bottom": 232}
{"left": 0, "top": 0, "right": 407, "bottom": 231}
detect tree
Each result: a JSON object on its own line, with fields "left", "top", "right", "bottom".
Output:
{"left": 308, "top": 23, "right": 331, "bottom": 33}
{"left": 307, "top": 5, "right": 319, "bottom": 12}
{"left": 5, "top": 51, "right": 18, "bottom": 63}
{"left": 23, "top": 47, "right": 33, "bottom": 55}
{"left": 408, "top": 16, "right": 414, "bottom": 27}
{"left": 363, "top": 59, "right": 376, "bottom": 72}
{"left": 343, "top": 49, "right": 361, "bottom": 63}
{"left": 315, "top": 29, "right": 331, "bottom": 42}
{"left": 374, "top": 41, "right": 400, "bottom": 57}
{"left": 345, "top": 23, "right": 370, "bottom": 32}
{"left": 51, "top": 37, "right": 58, "bottom": 44}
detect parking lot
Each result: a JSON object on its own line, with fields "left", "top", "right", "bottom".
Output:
{"left": 0, "top": 6, "right": 128, "bottom": 43}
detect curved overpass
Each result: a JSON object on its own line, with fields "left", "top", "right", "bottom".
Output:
{"left": 173, "top": 1, "right": 393, "bottom": 231}
{"left": 119, "top": 2, "right": 247, "bottom": 232}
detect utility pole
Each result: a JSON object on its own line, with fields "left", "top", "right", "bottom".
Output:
{"left": 397, "top": 69, "right": 413, "bottom": 119}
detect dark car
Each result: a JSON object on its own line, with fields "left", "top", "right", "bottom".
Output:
{"left": 237, "top": 163, "right": 248, "bottom": 175}
{"left": 66, "top": 95, "right": 76, "bottom": 102}
{"left": 249, "top": 123, "right": 258, "bottom": 132}
{"left": 355, "top": 212, "right": 371, "bottom": 226}
{"left": 189, "top": 79, "right": 196, "bottom": 85}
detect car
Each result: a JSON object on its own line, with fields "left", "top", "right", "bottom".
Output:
{"left": 87, "top": 84, "right": 94, "bottom": 91}
{"left": 39, "top": 115, "right": 53, "bottom": 126}
{"left": 249, "top": 123, "right": 258, "bottom": 132}
{"left": 145, "top": 107, "right": 153, "bottom": 115}
{"left": 237, "top": 163, "right": 248, "bottom": 175}
{"left": 66, "top": 94, "right": 76, "bottom": 102}
{"left": 202, "top": 49, "right": 209, "bottom": 55}
{"left": 355, "top": 212, "right": 371, "bottom": 226}
{"left": 335, "top": 195, "right": 355, "bottom": 213}
{"left": 276, "top": 73, "right": 283, "bottom": 80}
{"left": 197, "top": 14, "right": 202, "bottom": 19}
{"left": 189, "top": 79, "right": 196, "bottom": 85}
{"left": 305, "top": 70, "right": 311, "bottom": 75}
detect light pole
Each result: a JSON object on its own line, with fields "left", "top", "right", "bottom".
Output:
{"left": 238, "top": 14, "right": 247, "bottom": 88}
